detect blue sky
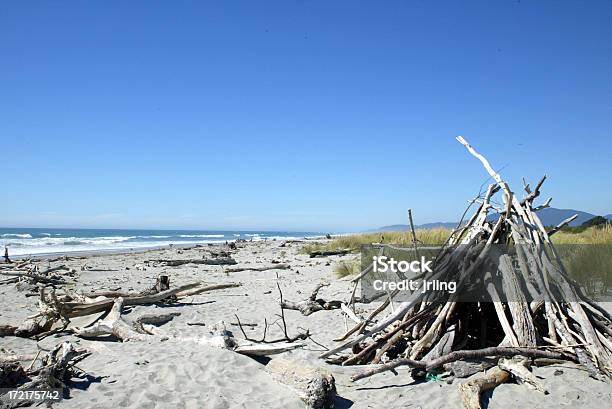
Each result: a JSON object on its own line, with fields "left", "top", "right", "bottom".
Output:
{"left": 1, "top": 1, "right": 611, "bottom": 231}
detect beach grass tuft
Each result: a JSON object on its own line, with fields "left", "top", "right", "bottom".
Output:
{"left": 334, "top": 259, "right": 360, "bottom": 278}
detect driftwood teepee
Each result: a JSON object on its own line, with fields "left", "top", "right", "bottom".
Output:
{"left": 321, "top": 137, "right": 612, "bottom": 391}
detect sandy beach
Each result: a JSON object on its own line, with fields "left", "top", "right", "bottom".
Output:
{"left": 2, "top": 240, "right": 610, "bottom": 409}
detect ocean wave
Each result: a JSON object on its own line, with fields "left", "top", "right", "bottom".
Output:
{"left": 179, "top": 234, "right": 225, "bottom": 238}
{"left": 4, "top": 242, "right": 25, "bottom": 247}
{"left": 1, "top": 233, "right": 32, "bottom": 238}
{"left": 0, "top": 230, "right": 321, "bottom": 257}
{"left": 1, "top": 236, "right": 137, "bottom": 248}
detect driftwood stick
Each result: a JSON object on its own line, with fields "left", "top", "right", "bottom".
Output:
{"left": 498, "top": 356, "right": 548, "bottom": 394}
{"left": 175, "top": 282, "right": 241, "bottom": 297}
{"left": 547, "top": 214, "right": 578, "bottom": 236}
{"left": 533, "top": 197, "right": 552, "bottom": 211}
{"left": 520, "top": 175, "right": 547, "bottom": 205}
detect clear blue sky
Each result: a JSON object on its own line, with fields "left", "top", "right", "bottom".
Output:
{"left": 1, "top": 1, "right": 611, "bottom": 231}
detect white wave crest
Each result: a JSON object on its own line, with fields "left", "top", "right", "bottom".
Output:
{"left": 1, "top": 233, "right": 32, "bottom": 239}
{"left": 179, "top": 234, "right": 225, "bottom": 238}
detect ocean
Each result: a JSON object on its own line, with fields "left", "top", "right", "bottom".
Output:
{"left": 0, "top": 227, "right": 322, "bottom": 257}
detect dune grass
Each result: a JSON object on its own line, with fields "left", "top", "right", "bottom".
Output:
{"left": 301, "top": 227, "right": 452, "bottom": 254}
{"left": 313, "top": 225, "right": 611, "bottom": 285}
{"left": 552, "top": 224, "right": 612, "bottom": 245}
{"left": 334, "top": 259, "right": 360, "bottom": 278}
{"left": 303, "top": 224, "right": 611, "bottom": 256}
{"left": 552, "top": 225, "right": 612, "bottom": 298}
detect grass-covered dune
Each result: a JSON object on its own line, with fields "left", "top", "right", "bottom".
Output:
{"left": 302, "top": 227, "right": 452, "bottom": 255}
{"left": 551, "top": 224, "right": 612, "bottom": 244}
{"left": 309, "top": 224, "right": 612, "bottom": 255}
{"left": 306, "top": 225, "right": 612, "bottom": 279}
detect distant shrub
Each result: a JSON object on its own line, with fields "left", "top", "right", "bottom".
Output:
{"left": 558, "top": 216, "right": 610, "bottom": 234}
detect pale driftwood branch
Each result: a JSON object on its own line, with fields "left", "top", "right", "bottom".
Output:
{"left": 533, "top": 197, "right": 552, "bottom": 211}
{"left": 174, "top": 282, "right": 241, "bottom": 297}
{"left": 458, "top": 366, "right": 510, "bottom": 409}
{"left": 340, "top": 303, "right": 362, "bottom": 325}
{"left": 498, "top": 356, "right": 548, "bottom": 394}
{"left": 520, "top": 175, "right": 547, "bottom": 205}
{"left": 547, "top": 214, "right": 578, "bottom": 236}
{"left": 63, "top": 283, "right": 198, "bottom": 317}
{"left": 73, "top": 297, "right": 150, "bottom": 342}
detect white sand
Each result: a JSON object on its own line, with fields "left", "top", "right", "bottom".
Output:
{"left": 1, "top": 241, "right": 610, "bottom": 408}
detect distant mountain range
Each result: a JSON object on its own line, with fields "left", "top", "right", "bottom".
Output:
{"left": 377, "top": 208, "right": 612, "bottom": 231}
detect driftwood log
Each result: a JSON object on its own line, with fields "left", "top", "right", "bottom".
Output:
{"left": 0, "top": 271, "right": 68, "bottom": 286}
{"left": 309, "top": 250, "right": 349, "bottom": 258}
{"left": 458, "top": 366, "right": 510, "bottom": 409}
{"left": 63, "top": 282, "right": 240, "bottom": 318}
{"left": 147, "top": 257, "right": 237, "bottom": 267}
{"left": 224, "top": 263, "right": 291, "bottom": 273}
{"left": 72, "top": 297, "right": 179, "bottom": 342}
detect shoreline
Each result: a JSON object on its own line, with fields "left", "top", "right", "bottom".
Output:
{"left": 5, "top": 234, "right": 332, "bottom": 261}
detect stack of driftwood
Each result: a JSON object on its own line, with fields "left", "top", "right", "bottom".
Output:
{"left": 321, "top": 137, "right": 612, "bottom": 408}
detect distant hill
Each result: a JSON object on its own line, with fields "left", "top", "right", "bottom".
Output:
{"left": 536, "top": 208, "right": 596, "bottom": 227}
{"left": 377, "top": 208, "right": 610, "bottom": 231}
